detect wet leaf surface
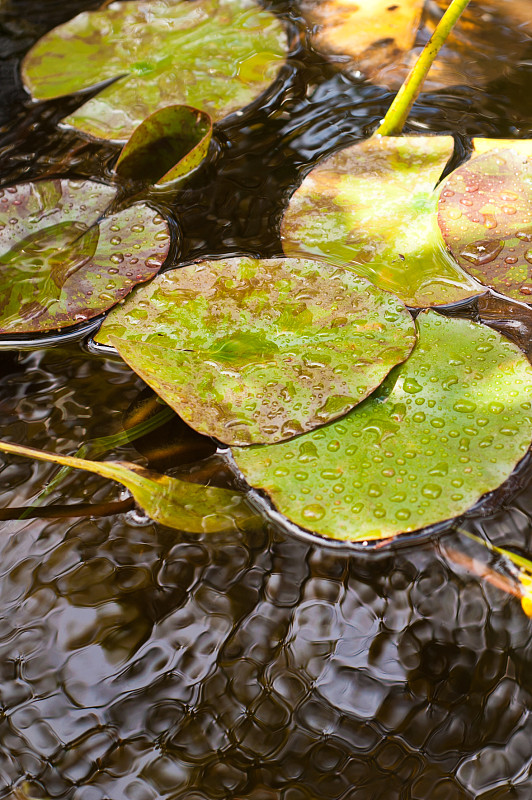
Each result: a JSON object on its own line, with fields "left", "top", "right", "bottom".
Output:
{"left": 282, "top": 135, "right": 483, "bottom": 308}
{"left": 22, "top": 0, "right": 287, "bottom": 141}
{"left": 439, "top": 146, "right": 532, "bottom": 301}
{"left": 0, "top": 180, "right": 170, "bottom": 334}
{"left": 114, "top": 105, "right": 212, "bottom": 185}
{"left": 0, "top": 439, "right": 256, "bottom": 533}
{"left": 233, "top": 311, "right": 532, "bottom": 542}
{"left": 96, "top": 256, "right": 416, "bottom": 445}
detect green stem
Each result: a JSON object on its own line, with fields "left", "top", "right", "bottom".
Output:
{"left": 377, "top": 0, "right": 472, "bottom": 136}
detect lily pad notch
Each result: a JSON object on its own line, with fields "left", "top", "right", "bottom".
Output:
{"left": 21, "top": 0, "right": 288, "bottom": 142}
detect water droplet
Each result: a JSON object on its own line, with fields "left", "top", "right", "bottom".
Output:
{"left": 368, "top": 484, "right": 382, "bottom": 497}
{"left": 302, "top": 504, "right": 325, "bottom": 521}
{"left": 131, "top": 224, "right": 144, "bottom": 232}
{"left": 321, "top": 469, "right": 339, "bottom": 480}
{"left": 429, "top": 462, "right": 448, "bottom": 477}
{"left": 110, "top": 253, "right": 124, "bottom": 264}
{"left": 430, "top": 418, "right": 445, "bottom": 428}
{"left": 460, "top": 239, "right": 503, "bottom": 265}
{"left": 489, "top": 402, "right": 504, "bottom": 414}
{"left": 395, "top": 509, "right": 410, "bottom": 521}
{"left": 516, "top": 231, "right": 532, "bottom": 242}
{"left": 412, "top": 412, "right": 425, "bottom": 423}
{"left": 453, "top": 399, "right": 477, "bottom": 413}
{"left": 373, "top": 509, "right": 386, "bottom": 519}
{"left": 500, "top": 426, "right": 519, "bottom": 436}
{"left": 403, "top": 378, "right": 423, "bottom": 394}
{"left": 421, "top": 483, "right": 441, "bottom": 499}
{"left": 110, "top": 236, "right": 121, "bottom": 245}
{"left": 146, "top": 256, "right": 162, "bottom": 269}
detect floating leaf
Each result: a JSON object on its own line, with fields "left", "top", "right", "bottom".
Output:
{"left": 22, "top": 0, "right": 287, "bottom": 142}
{"left": 438, "top": 144, "right": 532, "bottom": 301}
{"left": 96, "top": 257, "right": 416, "bottom": 445}
{"left": 0, "top": 440, "right": 255, "bottom": 533}
{"left": 281, "top": 135, "right": 483, "bottom": 307}
{"left": 0, "top": 180, "right": 170, "bottom": 334}
{"left": 233, "top": 311, "right": 532, "bottom": 543}
{"left": 301, "top": 0, "right": 531, "bottom": 92}
{"left": 301, "top": 0, "right": 423, "bottom": 85}
{"left": 114, "top": 105, "right": 212, "bottom": 185}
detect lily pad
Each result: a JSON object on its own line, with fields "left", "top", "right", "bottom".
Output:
{"left": 438, "top": 146, "right": 532, "bottom": 301}
{"left": 233, "top": 311, "right": 532, "bottom": 542}
{"left": 0, "top": 440, "right": 256, "bottom": 533}
{"left": 21, "top": 0, "right": 287, "bottom": 142}
{"left": 281, "top": 135, "right": 483, "bottom": 307}
{"left": 0, "top": 179, "right": 170, "bottom": 334}
{"left": 96, "top": 256, "right": 416, "bottom": 445}
{"left": 114, "top": 105, "right": 212, "bottom": 185}
{"left": 301, "top": 0, "right": 423, "bottom": 86}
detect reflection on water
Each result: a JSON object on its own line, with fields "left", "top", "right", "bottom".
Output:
{"left": 1, "top": 0, "right": 532, "bottom": 797}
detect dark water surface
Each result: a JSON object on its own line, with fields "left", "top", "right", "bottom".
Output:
{"left": 1, "top": 1, "right": 532, "bottom": 798}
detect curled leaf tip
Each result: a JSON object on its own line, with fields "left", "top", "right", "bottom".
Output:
{"left": 114, "top": 105, "right": 213, "bottom": 186}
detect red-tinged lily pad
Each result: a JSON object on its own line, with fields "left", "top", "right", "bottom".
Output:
{"left": 233, "top": 311, "right": 532, "bottom": 543}
{"left": 21, "top": 0, "right": 287, "bottom": 142}
{"left": 0, "top": 439, "right": 256, "bottom": 533}
{"left": 281, "top": 135, "right": 483, "bottom": 308}
{"left": 95, "top": 257, "right": 416, "bottom": 445}
{"left": 0, "top": 180, "right": 170, "bottom": 334}
{"left": 114, "top": 105, "right": 212, "bottom": 185}
{"left": 438, "top": 144, "right": 532, "bottom": 301}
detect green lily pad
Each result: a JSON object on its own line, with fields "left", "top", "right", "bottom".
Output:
{"left": 233, "top": 311, "right": 532, "bottom": 542}
{"left": 114, "top": 105, "right": 212, "bottom": 185}
{"left": 0, "top": 179, "right": 170, "bottom": 334}
{"left": 281, "top": 135, "right": 483, "bottom": 307}
{"left": 21, "top": 0, "right": 287, "bottom": 142}
{"left": 438, "top": 146, "right": 532, "bottom": 301}
{"left": 96, "top": 256, "right": 416, "bottom": 445}
{"left": 0, "top": 439, "right": 256, "bottom": 533}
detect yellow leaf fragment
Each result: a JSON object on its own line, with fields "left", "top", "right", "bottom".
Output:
{"left": 302, "top": 0, "right": 424, "bottom": 71}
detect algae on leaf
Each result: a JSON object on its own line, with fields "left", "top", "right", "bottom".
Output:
{"left": 0, "top": 180, "right": 170, "bottom": 334}
{"left": 233, "top": 311, "right": 532, "bottom": 542}
{"left": 22, "top": 0, "right": 287, "bottom": 141}
{"left": 96, "top": 257, "right": 416, "bottom": 445}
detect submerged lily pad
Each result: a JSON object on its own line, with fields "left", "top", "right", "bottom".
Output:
{"left": 96, "top": 257, "right": 416, "bottom": 445}
{"left": 301, "top": 0, "right": 423, "bottom": 85}
{"left": 22, "top": 0, "right": 287, "bottom": 142}
{"left": 281, "top": 135, "right": 483, "bottom": 307}
{"left": 114, "top": 105, "right": 212, "bottom": 185}
{"left": 438, "top": 146, "right": 532, "bottom": 301}
{"left": 233, "top": 311, "right": 532, "bottom": 542}
{"left": 0, "top": 180, "right": 170, "bottom": 334}
{"left": 0, "top": 440, "right": 256, "bottom": 533}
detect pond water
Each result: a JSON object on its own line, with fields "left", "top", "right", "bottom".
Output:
{"left": 1, "top": 1, "right": 532, "bottom": 798}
